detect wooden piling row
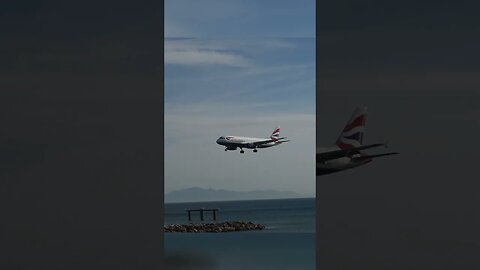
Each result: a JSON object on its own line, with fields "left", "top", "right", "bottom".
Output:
{"left": 185, "top": 208, "right": 219, "bottom": 221}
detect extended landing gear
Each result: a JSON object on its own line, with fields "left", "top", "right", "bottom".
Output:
{"left": 253, "top": 149, "right": 258, "bottom": 153}
{"left": 240, "top": 148, "right": 245, "bottom": 154}
{"left": 225, "top": 148, "right": 228, "bottom": 151}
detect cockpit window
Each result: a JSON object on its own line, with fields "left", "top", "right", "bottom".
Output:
{"left": 219, "top": 136, "right": 225, "bottom": 140}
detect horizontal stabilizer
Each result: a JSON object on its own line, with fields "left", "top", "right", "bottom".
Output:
{"left": 353, "top": 152, "right": 399, "bottom": 161}
{"left": 317, "top": 143, "right": 386, "bottom": 162}
{"left": 366, "top": 152, "right": 399, "bottom": 158}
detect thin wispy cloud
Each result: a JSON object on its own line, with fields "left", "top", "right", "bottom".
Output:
{"left": 165, "top": 102, "right": 314, "bottom": 133}
{"left": 165, "top": 38, "right": 297, "bottom": 54}
{"left": 165, "top": 49, "right": 251, "bottom": 67}
{"left": 165, "top": 38, "right": 314, "bottom": 109}
{"left": 165, "top": 66, "right": 314, "bottom": 107}
{"left": 164, "top": 38, "right": 300, "bottom": 68}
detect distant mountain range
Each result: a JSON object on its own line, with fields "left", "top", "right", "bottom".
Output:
{"left": 165, "top": 187, "right": 312, "bottom": 203}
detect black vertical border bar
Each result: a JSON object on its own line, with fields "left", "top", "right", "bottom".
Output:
{"left": 0, "top": 1, "right": 165, "bottom": 269}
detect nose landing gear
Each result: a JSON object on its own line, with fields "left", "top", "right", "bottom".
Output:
{"left": 253, "top": 149, "right": 258, "bottom": 153}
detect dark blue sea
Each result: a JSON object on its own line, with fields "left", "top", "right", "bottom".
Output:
{"left": 164, "top": 198, "right": 315, "bottom": 270}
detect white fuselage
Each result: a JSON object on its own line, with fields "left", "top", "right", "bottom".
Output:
{"left": 216, "top": 136, "right": 277, "bottom": 149}
{"left": 316, "top": 146, "right": 371, "bottom": 175}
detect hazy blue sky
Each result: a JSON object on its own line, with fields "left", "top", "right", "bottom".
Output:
{"left": 165, "top": 0, "right": 315, "bottom": 38}
{"left": 164, "top": 0, "right": 315, "bottom": 195}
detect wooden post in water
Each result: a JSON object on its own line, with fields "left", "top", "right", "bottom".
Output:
{"left": 185, "top": 208, "right": 219, "bottom": 221}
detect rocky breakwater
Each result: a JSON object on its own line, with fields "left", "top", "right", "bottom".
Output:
{"left": 164, "top": 221, "right": 266, "bottom": 233}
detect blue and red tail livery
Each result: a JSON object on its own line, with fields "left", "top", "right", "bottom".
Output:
{"left": 270, "top": 126, "right": 281, "bottom": 141}
{"left": 336, "top": 107, "right": 367, "bottom": 149}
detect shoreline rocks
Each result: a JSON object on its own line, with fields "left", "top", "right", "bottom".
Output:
{"left": 164, "top": 221, "right": 265, "bottom": 233}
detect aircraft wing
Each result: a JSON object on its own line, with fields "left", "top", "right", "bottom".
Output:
{"left": 352, "top": 152, "right": 399, "bottom": 161}
{"left": 317, "top": 143, "right": 386, "bottom": 162}
{"left": 241, "top": 137, "right": 288, "bottom": 146}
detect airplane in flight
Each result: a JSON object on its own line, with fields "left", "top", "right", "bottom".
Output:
{"left": 216, "top": 126, "right": 290, "bottom": 153}
{"left": 317, "top": 107, "right": 399, "bottom": 176}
